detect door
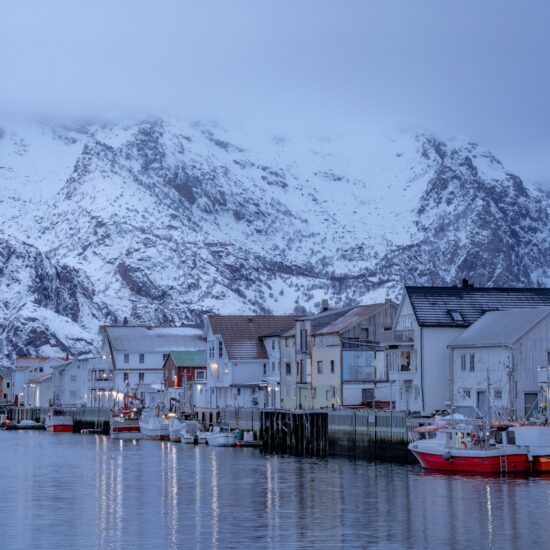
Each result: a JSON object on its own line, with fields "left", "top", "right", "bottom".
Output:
{"left": 477, "top": 391, "right": 487, "bottom": 417}
{"left": 524, "top": 392, "right": 539, "bottom": 419}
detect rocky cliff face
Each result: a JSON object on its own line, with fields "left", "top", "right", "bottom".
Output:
{"left": 0, "top": 118, "right": 548, "bottom": 357}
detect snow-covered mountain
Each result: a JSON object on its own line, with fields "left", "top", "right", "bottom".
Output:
{"left": 1, "top": 117, "right": 549, "bottom": 357}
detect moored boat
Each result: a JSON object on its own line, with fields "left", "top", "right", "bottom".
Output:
{"left": 204, "top": 424, "right": 236, "bottom": 447}
{"left": 45, "top": 407, "right": 73, "bottom": 433}
{"left": 110, "top": 393, "right": 143, "bottom": 440}
{"left": 139, "top": 409, "right": 170, "bottom": 440}
{"left": 169, "top": 417, "right": 183, "bottom": 442}
{"left": 181, "top": 420, "right": 206, "bottom": 444}
{"left": 409, "top": 420, "right": 530, "bottom": 473}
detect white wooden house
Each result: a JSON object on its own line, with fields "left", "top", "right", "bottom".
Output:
{"left": 449, "top": 308, "right": 550, "bottom": 420}
{"left": 99, "top": 325, "right": 204, "bottom": 401}
{"left": 196, "top": 315, "right": 295, "bottom": 411}
{"left": 387, "top": 283, "right": 550, "bottom": 415}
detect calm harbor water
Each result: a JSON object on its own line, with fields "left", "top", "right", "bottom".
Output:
{"left": 2, "top": 431, "right": 550, "bottom": 549}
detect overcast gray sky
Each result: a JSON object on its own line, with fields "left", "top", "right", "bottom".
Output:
{"left": 1, "top": 0, "right": 549, "bottom": 185}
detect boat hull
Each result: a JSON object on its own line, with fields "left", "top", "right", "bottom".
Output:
{"left": 205, "top": 433, "right": 236, "bottom": 447}
{"left": 110, "top": 423, "right": 142, "bottom": 440}
{"left": 46, "top": 424, "right": 73, "bottom": 433}
{"left": 533, "top": 456, "right": 550, "bottom": 472}
{"left": 411, "top": 449, "right": 530, "bottom": 473}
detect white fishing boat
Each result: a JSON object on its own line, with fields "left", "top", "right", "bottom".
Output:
{"left": 139, "top": 409, "right": 170, "bottom": 440}
{"left": 204, "top": 425, "right": 236, "bottom": 447}
{"left": 169, "top": 417, "right": 183, "bottom": 442}
{"left": 45, "top": 407, "right": 73, "bottom": 433}
{"left": 110, "top": 393, "right": 143, "bottom": 440}
{"left": 181, "top": 420, "right": 206, "bottom": 444}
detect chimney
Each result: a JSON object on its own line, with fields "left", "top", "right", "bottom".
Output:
{"left": 321, "top": 299, "right": 330, "bottom": 312}
{"left": 461, "top": 278, "right": 474, "bottom": 288}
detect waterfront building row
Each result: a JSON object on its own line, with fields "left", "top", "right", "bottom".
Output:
{"left": 2, "top": 281, "right": 550, "bottom": 419}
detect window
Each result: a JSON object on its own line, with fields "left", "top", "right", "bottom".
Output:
{"left": 300, "top": 329, "right": 308, "bottom": 352}
{"left": 524, "top": 392, "right": 539, "bottom": 419}
{"left": 311, "top": 388, "right": 317, "bottom": 399}
{"left": 163, "top": 353, "right": 168, "bottom": 361}
{"left": 195, "top": 370, "right": 206, "bottom": 381}
{"left": 507, "top": 431, "right": 516, "bottom": 445}
{"left": 123, "top": 372, "right": 129, "bottom": 383}
{"left": 460, "top": 354, "right": 466, "bottom": 372}
{"left": 271, "top": 340, "right": 275, "bottom": 350}
{"left": 6, "top": 382, "right": 10, "bottom": 389}
{"left": 39, "top": 367, "right": 43, "bottom": 373}
{"left": 449, "top": 310, "right": 464, "bottom": 323}
{"left": 362, "top": 388, "right": 374, "bottom": 403}
{"left": 139, "top": 353, "right": 145, "bottom": 364}
{"left": 285, "top": 362, "right": 291, "bottom": 375}
{"left": 218, "top": 341, "right": 223, "bottom": 358}
{"left": 263, "top": 363, "right": 267, "bottom": 375}
{"left": 330, "top": 360, "right": 335, "bottom": 374}
{"left": 469, "top": 354, "right": 475, "bottom": 372}
{"left": 462, "top": 388, "right": 471, "bottom": 399}
{"left": 317, "top": 361, "right": 323, "bottom": 374}
{"left": 70, "top": 390, "right": 77, "bottom": 399}
{"left": 285, "top": 339, "right": 289, "bottom": 348}
{"left": 139, "top": 372, "right": 144, "bottom": 383}
{"left": 547, "top": 351, "right": 550, "bottom": 365}
{"left": 124, "top": 353, "right": 129, "bottom": 364}
{"left": 91, "top": 370, "right": 96, "bottom": 380}
{"left": 70, "top": 375, "right": 77, "bottom": 383}
{"left": 272, "top": 361, "right": 276, "bottom": 372}
{"left": 3, "top": 394, "right": 6, "bottom": 399}
{"left": 494, "top": 388, "right": 502, "bottom": 400}
{"left": 414, "top": 385, "right": 420, "bottom": 400}
{"left": 237, "top": 388, "right": 241, "bottom": 396}
{"left": 99, "top": 370, "right": 105, "bottom": 379}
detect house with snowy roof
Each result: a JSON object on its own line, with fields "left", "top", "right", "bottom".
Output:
{"left": 449, "top": 308, "right": 550, "bottom": 420}
{"left": 197, "top": 315, "right": 296, "bottom": 411}
{"left": 99, "top": 325, "right": 205, "bottom": 400}
{"left": 387, "top": 281, "right": 550, "bottom": 415}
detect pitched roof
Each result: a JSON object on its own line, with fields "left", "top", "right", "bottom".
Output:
{"left": 449, "top": 308, "right": 550, "bottom": 347}
{"left": 207, "top": 315, "right": 296, "bottom": 360}
{"left": 405, "top": 286, "right": 550, "bottom": 328}
{"left": 315, "top": 303, "right": 387, "bottom": 335}
{"left": 28, "top": 373, "right": 52, "bottom": 384}
{"left": 102, "top": 326, "right": 205, "bottom": 352}
{"left": 169, "top": 350, "right": 206, "bottom": 367}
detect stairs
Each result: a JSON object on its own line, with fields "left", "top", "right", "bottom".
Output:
{"left": 499, "top": 454, "right": 508, "bottom": 473}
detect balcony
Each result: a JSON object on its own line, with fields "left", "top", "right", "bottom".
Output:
{"left": 380, "top": 330, "right": 415, "bottom": 345}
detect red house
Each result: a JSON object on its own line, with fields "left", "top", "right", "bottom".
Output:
{"left": 163, "top": 350, "right": 207, "bottom": 389}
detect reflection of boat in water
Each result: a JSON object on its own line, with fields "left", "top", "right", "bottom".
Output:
{"left": 181, "top": 420, "right": 206, "bottom": 444}
{"left": 204, "top": 425, "right": 236, "bottom": 447}
{"left": 409, "top": 417, "right": 530, "bottom": 473}
{"left": 45, "top": 407, "right": 73, "bottom": 433}
{"left": 110, "top": 393, "right": 143, "bottom": 440}
{"left": 139, "top": 409, "right": 170, "bottom": 440}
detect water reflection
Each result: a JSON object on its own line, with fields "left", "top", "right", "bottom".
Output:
{"left": 2, "top": 431, "right": 550, "bottom": 549}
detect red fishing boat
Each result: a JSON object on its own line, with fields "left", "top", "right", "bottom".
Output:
{"left": 409, "top": 419, "right": 530, "bottom": 473}
{"left": 110, "top": 393, "right": 143, "bottom": 440}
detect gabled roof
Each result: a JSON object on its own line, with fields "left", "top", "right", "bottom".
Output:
{"left": 207, "top": 315, "right": 296, "bottom": 360}
{"left": 28, "top": 373, "right": 53, "bottom": 385}
{"left": 449, "top": 308, "right": 550, "bottom": 348}
{"left": 168, "top": 350, "right": 206, "bottom": 367}
{"left": 101, "top": 326, "right": 205, "bottom": 352}
{"left": 301, "top": 307, "right": 356, "bottom": 332}
{"left": 315, "top": 303, "right": 388, "bottom": 335}
{"left": 405, "top": 286, "right": 550, "bottom": 328}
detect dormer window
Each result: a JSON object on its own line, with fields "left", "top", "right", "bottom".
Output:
{"left": 449, "top": 310, "right": 464, "bottom": 323}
